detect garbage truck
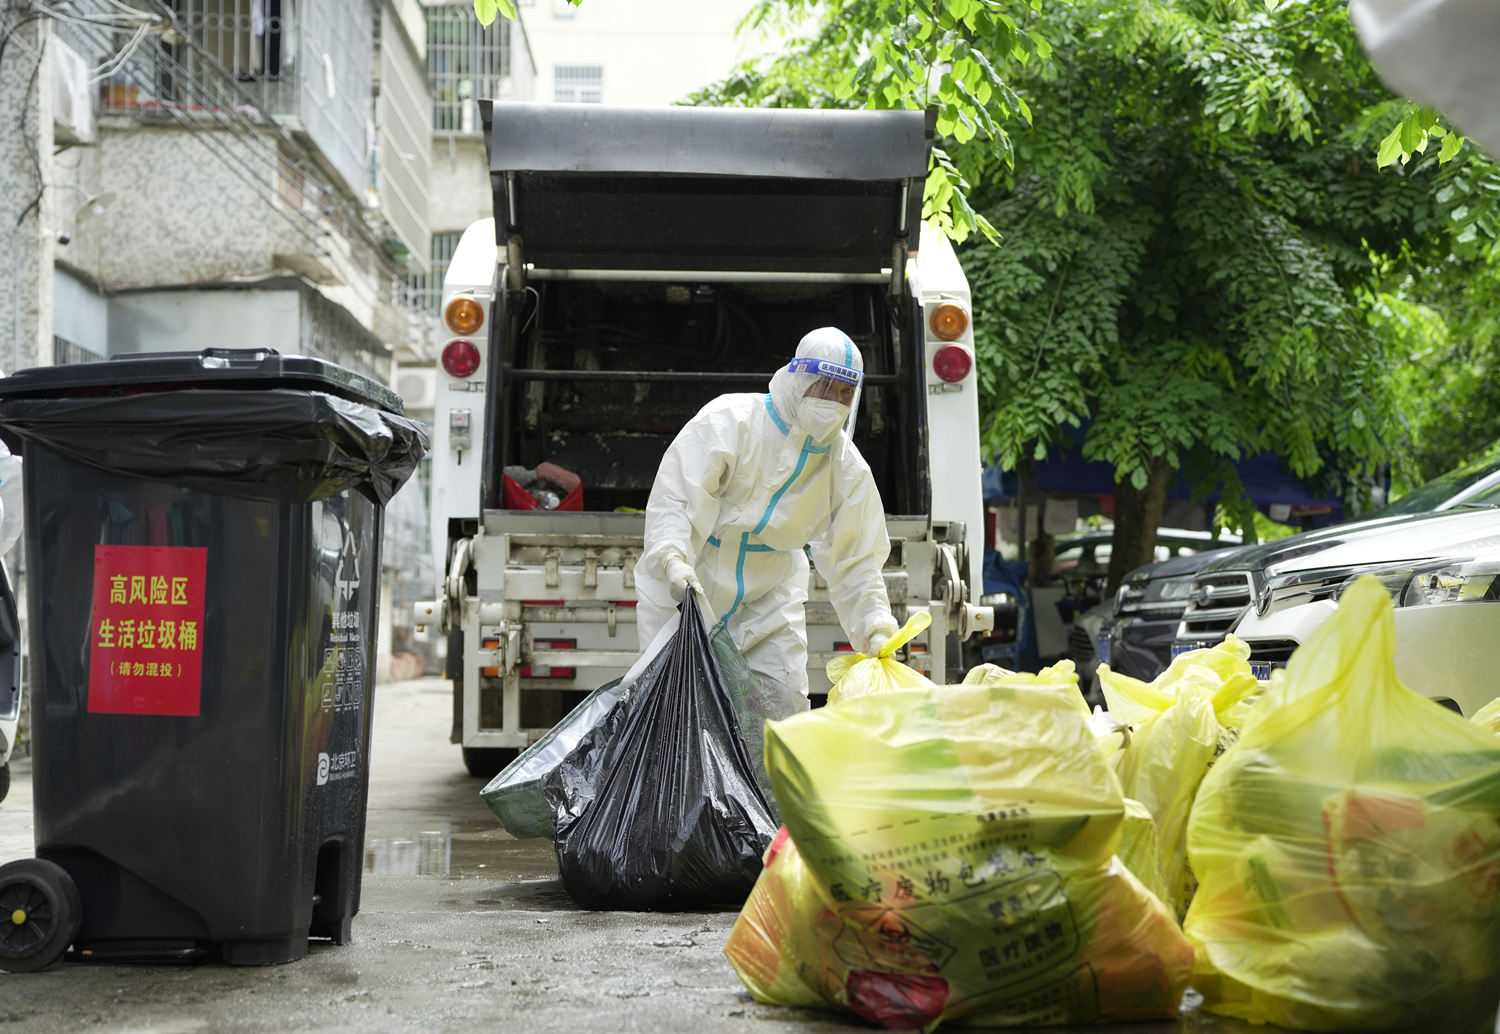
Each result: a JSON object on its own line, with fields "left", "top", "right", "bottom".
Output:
{"left": 416, "top": 102, "right": 994, "bottom": 776}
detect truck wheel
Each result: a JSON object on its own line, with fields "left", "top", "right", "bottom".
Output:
{"left": 0, "top": 859, "right": 82, "bottom": 973}
{"left": 462, "top": 747, "right": 517, "bottom": 781}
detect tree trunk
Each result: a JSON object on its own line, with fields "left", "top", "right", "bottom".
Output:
{"left": 1107, "top": 456, "right": 1173, "bottom": 596}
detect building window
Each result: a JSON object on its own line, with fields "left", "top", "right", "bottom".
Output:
{"left": 427, "top": 4, "right": 510, "bottom": 133}
{"left": 404, "top": 231, "right": 464, "bottom": 318}
{"left": 172, "top": 0, "right": 285, "bottom": 81}
{"left": 553, "top": 64, "right": 602, "bottom": 104}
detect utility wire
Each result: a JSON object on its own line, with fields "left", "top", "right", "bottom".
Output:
{"left": 40, "top": 9, "right": 334, "bottom": 256}
{"left": 139, "top": 0, "right": 419, "bottom": 282}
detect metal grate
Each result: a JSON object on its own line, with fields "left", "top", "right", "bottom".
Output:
{"left": 553, "top": 64, "right": 601, "bottom": 104}
{"left": 52, "top": 337, "right": 104, "bottom": 365}
{"left": 1177, "top": 572, "right": 1254, "bottom": 642}
{"left": 426, "top": 4, "right": 510, "bottom": 133}
{"left": 100, "top": 1, "right": 374, "bottom": 198}
{"left": 105, "top": 0, "right": 297, "bottom": 114}
{"left": 1067, "top": 623, "right": 1096, "bottom": 665}
{"left": 1245, "top": 639, "right": 1300, "bottom": 665}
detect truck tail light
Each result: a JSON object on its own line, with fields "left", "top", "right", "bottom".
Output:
{"left": 445, "top": 296, "right": 484, "bottom": 335}
{"left": 481, "top": 636, "right": 501, "bottom": 678}
{"left": 523, "top": 638, "right": 576, "bottom": 679}
{"left": 928, "top": 303, "right": 968, "bottom": 341}
{"left": 441, "top": 340, "right": 481, "bottom": 379}
{"left": 933, "top": 344, "right": 972, "bottom": 383}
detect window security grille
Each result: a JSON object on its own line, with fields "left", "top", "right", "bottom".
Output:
{"left": 426, "top": 5, "right": 510, "bottom": 133}
{"left": 553, "top": 64, "right": 602, "bottom": 104}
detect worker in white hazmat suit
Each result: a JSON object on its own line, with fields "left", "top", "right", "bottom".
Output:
{"left": 636, "top": 326, "right": 899, "bottom": 702}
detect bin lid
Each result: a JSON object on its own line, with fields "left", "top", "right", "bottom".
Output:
{"left": 481, "top": 101, "right": 934, "bottom": 275}
{"left": 0, "top": 349, "right": 405, "bottom": 415}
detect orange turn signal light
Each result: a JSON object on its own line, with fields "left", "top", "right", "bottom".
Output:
{"left": 928, "top": 303, "right": 968, "bottom": 341}
{"left": 445, "top": 296, "right": 484, "bottom": 335}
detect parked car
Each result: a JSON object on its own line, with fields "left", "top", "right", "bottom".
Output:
{"left": 1176, "top": 469, "right": 1500, "bottom": 662}
{"left": 1057, "top": 530, "right": 1241, "bottom": 700}
{"left": 1104, "top": 546, "right": 1243, "bottom": 682}
{"left": 1109, "top": 446, "right": 1500, "bottom": 683}
{"left": 1227, "top": 507, "right": 1500, "bottom": 716}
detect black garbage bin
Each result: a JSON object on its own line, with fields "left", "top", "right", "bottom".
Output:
{"left": 0, "top": 348, "right": 428, "bottom": 970}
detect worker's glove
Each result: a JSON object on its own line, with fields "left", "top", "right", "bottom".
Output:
{"left": 665, "top": 556, "right": 703, "bottom": 603}
{"left": 864, "top": 627, "right": 897, "bottom": 657}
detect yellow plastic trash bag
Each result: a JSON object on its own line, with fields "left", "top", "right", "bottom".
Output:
{"left": 1119, "top": 798, "right": 1174, "bottom": 911}
{"left": 1097, "top": 638, "right": 1258, "bottom": 920}
{"left": 723, "top": 828, "right": 831, "bottom": 1012}
{"left": 963, "top": 657, "right": 1081, "bottom": 695}
{"left": 826, "top": 610, "right": 935, "bottom": 704}
{"left": 1184, "top": 576, "right": 1500, "bottom": 1031}
{"left": 727, "top": 671, "right": 1194, "bottom": 1030}
{"left": 1473, "top": 697, "right": 1500, "bottom": 736}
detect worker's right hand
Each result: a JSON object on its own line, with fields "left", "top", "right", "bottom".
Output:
{"left": 665, "top": 556, "right": 703, "bottom": 603}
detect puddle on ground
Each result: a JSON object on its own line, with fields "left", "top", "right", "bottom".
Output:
{"left": 363, "top": 821, "right": 558, "bottom": 880}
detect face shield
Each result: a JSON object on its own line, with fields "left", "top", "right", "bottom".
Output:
{"left": 770, "top": 333, "right": 866, "bottom": 443}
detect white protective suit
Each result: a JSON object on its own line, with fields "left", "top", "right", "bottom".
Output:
{"left": 636, "top": 327, "right": 899, "bottom": 700}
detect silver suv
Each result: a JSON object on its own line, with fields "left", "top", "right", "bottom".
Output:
{"left": 1173, "top": 450, "right": 1500, "bottom": 677}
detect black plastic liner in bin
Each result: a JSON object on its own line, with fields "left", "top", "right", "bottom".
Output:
{"left": 0, "top": 349, "right": 428, "bottom": 966}
{"left": 541, "top": 592, "right": 778, "bottom": 910}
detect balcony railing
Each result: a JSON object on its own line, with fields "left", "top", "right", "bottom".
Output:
{"left": 100, "top": 0, "right": 374, "bottom": 198}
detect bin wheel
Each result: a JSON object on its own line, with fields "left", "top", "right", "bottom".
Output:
{"left": 462, "top": 746, "right": 517, "bottom": 780}
{"left": 0, "top": 859, "right": 82, "bottom": 973}
{"left": 0, "top": 762, "right": 8, "bottom": 804}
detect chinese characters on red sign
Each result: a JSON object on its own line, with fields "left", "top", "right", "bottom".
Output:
{"left": 88, "top": 544, "right": 208, "bottom": 716}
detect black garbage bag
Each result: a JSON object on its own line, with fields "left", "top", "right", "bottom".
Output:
{"left": 541, "top": 591, "right": 778, "bottom": 910}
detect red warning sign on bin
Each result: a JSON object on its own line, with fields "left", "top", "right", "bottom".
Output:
{"left": 88, "top": 544, "right": 208, "bottom": 716}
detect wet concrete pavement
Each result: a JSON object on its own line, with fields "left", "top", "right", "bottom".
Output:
{"left": 1, "top": 676, "right": 1495, "bottom": 1033}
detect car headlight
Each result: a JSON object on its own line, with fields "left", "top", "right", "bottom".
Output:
{"left": 1263, "top": 558, "right": 1500, "bottom": 613}
{"left": 1145, "top": 575, "right": 1194, "bottom": 603}
{"left": 1394, "top": 561, "right": 1500, "bottom": 607}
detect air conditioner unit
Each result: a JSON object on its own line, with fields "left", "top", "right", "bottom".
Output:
{"left": 52, "top": 38, "right": 95, "bottom": 145}
{"left": 395, "top": 366, "right": 437, "bottom": 411}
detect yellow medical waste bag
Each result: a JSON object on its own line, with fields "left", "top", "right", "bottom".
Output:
{"left": 727, "top": 671, "right": 1193, "bottom": 1030}
{"left": 1184, "top": 576, "right": 1500, "bottom": 1031}
{"left": 1098, "top": 638, "right": 1259, "bottom": 918}
{"left": 825, "top": 610, "right": 936, "bottom": 704}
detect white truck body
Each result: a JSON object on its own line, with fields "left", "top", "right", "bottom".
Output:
{"left": 417, "top": 103, "right": 992, "bottom": 773}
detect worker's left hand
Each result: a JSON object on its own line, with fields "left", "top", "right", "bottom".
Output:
{"left": 665, "top": 556, "right": 703, "bottom": 603}
{"left": 864, "top": 629, "right": 895, "bottom": 657}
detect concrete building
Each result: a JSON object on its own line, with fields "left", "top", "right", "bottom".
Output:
{"left": 3, "top": 0, "right": 439, "bottom": 381}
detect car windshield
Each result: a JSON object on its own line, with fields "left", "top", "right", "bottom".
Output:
{"left": 1369, "top": 452, "right": 1500, "bottom": 516}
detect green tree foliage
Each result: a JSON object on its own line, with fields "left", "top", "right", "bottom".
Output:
{"left": 955, "top": 0, "right": 1499, "bottom": 586}
{"left": 692, "top": 0, "right": 1051, "bottom": 243}
{"left": 701, "top": 0, "right": 1499, "bottom": 585}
